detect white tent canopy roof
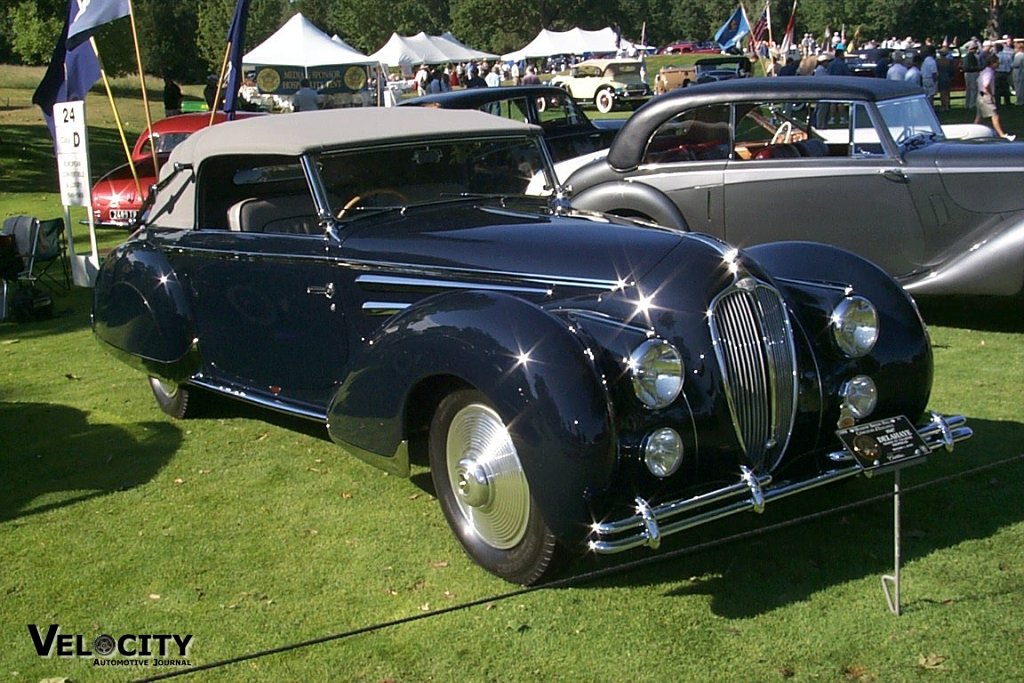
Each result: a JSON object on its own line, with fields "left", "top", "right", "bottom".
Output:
{"left": 502, "top": 26, "right": 642, "bottom": 61}
{"left": 370, "top": 32, "right": 497, "bottom": 67}
{"left": 243, "top": 13, "right": 374, "bottom": 67}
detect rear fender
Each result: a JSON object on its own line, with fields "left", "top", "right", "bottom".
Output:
{"left": 569, "top": 180, "right": 689, "bottom": 230}
{"left": 327, "top": 290, "right": 616, "bottom": 541}
{"left": 92, "top": 241, "right": 199, "bottom": 381}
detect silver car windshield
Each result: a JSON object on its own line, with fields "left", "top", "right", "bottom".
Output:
{"left": 876, "top": 96, "right": 945, "bottom": 145}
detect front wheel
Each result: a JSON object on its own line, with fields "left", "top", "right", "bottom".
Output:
{"left": 429, "top": 390, "right": 563, "bottom": 585}
{"left": 594, "top": 89, "right": 615, "bottom": 114}
{"left": 148, "top": 377, "right": 200, "bottom": 419}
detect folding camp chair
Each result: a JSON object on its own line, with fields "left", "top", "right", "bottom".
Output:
{"left": 0, "top": 215, "right": 70, "bottom": 294}
{"left": 1, "top": 215, "right": 40, "bottom": 283}
{"left": 33, "top": 217, "right": 71, "bottom": 293}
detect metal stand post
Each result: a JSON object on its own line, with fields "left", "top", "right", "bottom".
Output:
{"left": 881, "top": 469, "right": 901, "bottom": 615}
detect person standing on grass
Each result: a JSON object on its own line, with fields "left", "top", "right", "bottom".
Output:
{"left": 975, "top": 54, "right": 1014, "bottom": 140}
{"left": 1013, "top": 42, "right": 1024, "bottom": 106}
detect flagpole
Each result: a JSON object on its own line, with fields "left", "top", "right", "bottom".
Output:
{"left": 766, "top": 1, "right": 774, "bottom": 50}
{"left": 211, "top": 43, "right": 232, "bottom": 127}
{"left": 88, "top": 36, "right": 141, "bottom": 199}
{"left": 127, "top": 1, "right": 158, "bottom": 177}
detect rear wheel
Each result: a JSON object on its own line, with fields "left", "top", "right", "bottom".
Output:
{"left": 428, "top": 390, "right": 562, "bottom": 585}
{"left": 595, "top": 89, "right": 615, "bottom": 114}
{"left": 148, "top": 377, "right": 199, "bottom": 419}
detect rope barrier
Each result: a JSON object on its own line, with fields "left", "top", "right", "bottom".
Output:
{"left": 134, "top": 452, "right": 1024, "bottom": 682}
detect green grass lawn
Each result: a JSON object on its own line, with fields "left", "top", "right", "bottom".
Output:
{"left": 1, "top": 64, "right": 1023, "bottom": 682}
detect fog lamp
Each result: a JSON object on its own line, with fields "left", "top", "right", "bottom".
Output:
{"left": 831, "top": 296, "right": 879, "bottom": 357}
{"left": 629, "top": 339, "right": 683, "bottom": 409}
{"left": 841, "top": 375, "right": 878, "bottom": 419}
{"left": 643, "top": 428, "right": 684, "bottom": 477}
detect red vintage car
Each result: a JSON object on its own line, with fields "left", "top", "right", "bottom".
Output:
{"left": 90, "top": 112, "right": 258, "bottom": 228}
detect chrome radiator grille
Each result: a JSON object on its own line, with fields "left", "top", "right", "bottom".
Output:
{"left": 708, "top": 279, "right": 798, "bottom": 473}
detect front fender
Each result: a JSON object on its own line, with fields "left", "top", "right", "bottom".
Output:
{"left": 903, "top": 217, "right": 1024, "bottom": 297}
{"left": 92, "top": 241, "right": 199, "bottom": 381}
{"left": 327, "top": 290, "right": 616, "bottom": 541}
{"left": 746, "top": 241, "right": 934, "bottom": 424}
{"left": 569, "top": 180, "right": 689, "bottom": 230}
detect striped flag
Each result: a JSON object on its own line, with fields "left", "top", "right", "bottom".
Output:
{"left": 751, "top": 2, "right": 770, "bottom": 45}
{"left": 779, "top": 0, "right": 797, "bottom": 54}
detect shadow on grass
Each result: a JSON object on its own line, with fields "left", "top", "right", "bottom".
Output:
{"left": 569, "top": 416, "right": 1023, "bottom": 617}
{"left": 0, "top": 123, "right": 129, "bottom": 195}
{"left": 917, "top": 294, "right": 1024, "bottom": 333}
{"left": 0, "top": 286, "right": 96, "bottom": 339}
{"left": 0, "top": 402, "right": 182, "bottom": 522}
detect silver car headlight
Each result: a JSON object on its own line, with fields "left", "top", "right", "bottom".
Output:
{"left": 831, "top": 296, "right": 879, "bottom": 358}
{"left": 841, "top": 375, "right": 878, "bottom": 419}
{"left": 643, "top": 428, "right": 684, "bottom": 477}
{"left": 629, "top": 339, "right": 683, "bottom": 409}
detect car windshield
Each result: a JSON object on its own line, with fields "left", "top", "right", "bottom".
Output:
{"left": 876, "top": 96, "right": 945, "bottom": 146}
{"left": 606, "top": 63, "right": 644, "bottom": 83}
{"left": 316, "top": 135, "right": 555, "bottom": 218}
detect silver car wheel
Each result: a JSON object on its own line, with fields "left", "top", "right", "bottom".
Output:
{"left": 445, "top": 402, "right": 531, "bottom": 550}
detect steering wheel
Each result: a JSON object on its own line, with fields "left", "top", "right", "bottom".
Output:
{"left": 770, "top": 121, "right": 793, "bottom": 144}
{"left": 337, "top": 188, "right": 409, "bottom": 218}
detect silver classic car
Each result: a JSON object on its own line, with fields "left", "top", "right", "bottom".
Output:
{"left": 94, "top": 107, "right": 971, "bottom": 584}
{"left": 568, "top": 76, "right": 1024, "bottom": 298}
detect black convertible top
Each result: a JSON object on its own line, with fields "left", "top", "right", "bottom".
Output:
{"left": 400, "top": 85, "right": 570, "bottom": 109}
{"left": 610, "top": 76, "right": 924, "bottom": 170}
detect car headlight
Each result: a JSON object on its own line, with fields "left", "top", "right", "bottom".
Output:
{"left": 840, "top": 375, "right": 878, "bottom": 419}
{"left": 629, "top": 339, "right": 684, "bottom": 409}
{"left": 831, "top": 296, "right": 879, "bottom": 357}
{"left": 643, "top": 428, "right": 684, "bottom": 477}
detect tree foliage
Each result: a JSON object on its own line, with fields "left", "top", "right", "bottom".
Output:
{"left": 4, "top": 0, "right": 1024, "bottom": 80}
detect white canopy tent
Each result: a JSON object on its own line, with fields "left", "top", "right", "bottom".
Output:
{"left": 371, "top": 32, "right": 497, "bottom": 68}
{"left": 243, "top": 13, "right": 377, "bottom": 94}
{"left": 501, "top": 27, "right": 643, "bottom": 61}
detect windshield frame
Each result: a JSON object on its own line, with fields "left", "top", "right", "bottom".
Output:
{"left": 876, "top": 95, "right": 946, "bottom": 149}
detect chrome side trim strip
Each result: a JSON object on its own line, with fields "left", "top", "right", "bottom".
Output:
{"left": 356, "top": 273, "right": 552, "bottom": 296}
{"left": 188, "top": 378, "right": 328, "bottom": 422}
{"left": 589, "top": 413, "right": 971, "bottom": 554}
{"left": 361, "top": 301, "right": 411, "bottom": 315}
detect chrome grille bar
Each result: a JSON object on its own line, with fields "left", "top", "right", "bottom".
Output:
{"left": 709, "top": 279, "right": 798, "bottom": 473}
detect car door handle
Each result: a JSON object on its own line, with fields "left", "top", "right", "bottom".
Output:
{"left": 880, "top": 168, "right": 909, "bottom": 183}
{"left": 306, "top": 282, "right": 335, "bottom": 299}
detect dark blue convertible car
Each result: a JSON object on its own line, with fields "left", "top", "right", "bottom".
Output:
{"left": 93, "top": 107, "right": 971, "bottom": 584}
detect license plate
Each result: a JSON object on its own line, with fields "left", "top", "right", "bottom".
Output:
{"left": 836, "top": 415, "right": 930, "bottom": 471}
{"left": 110, "top": 209, "right": 137, "bottom": 221}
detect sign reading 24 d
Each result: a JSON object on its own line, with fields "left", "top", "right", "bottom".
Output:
{"left": 28, "top": 624, "right": 193, "bottom": 665}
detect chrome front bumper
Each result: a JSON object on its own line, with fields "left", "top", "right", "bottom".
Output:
{"left": 588, "top": 413, "right": 972, "bottom": 554}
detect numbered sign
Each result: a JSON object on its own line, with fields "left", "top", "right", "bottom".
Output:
{"left": 53, "top": 101, "right": 93, "bottom": 207}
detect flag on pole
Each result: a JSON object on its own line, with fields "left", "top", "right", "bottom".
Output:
{"left": 779, "top": 0, "right": 797, "bottom": 54}
{"left": 67, "top": 0, "right": 131, "bottom": 48}
{"left": 222, "top": 0, "right": 252, "bottom": 119}
{"left": 32, "top": 0, "right": 102, "bottom": 141}
{"left": 751, "top": 2, "right": 770, "bottom": 45}
{"left": 715, "top": 6, "right": 751, "bottom": 51}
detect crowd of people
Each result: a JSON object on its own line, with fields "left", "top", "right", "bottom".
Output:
{"left": 773, "top": 33, "right": 1024, "bottom": 140}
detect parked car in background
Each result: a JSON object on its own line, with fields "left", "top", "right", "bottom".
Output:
{"left": 654, "top": 64, "right": 698, "bottom": 94}
{"left": 93, "top": 107, "right": 970, "bottom": 585}
{"left": 549, "top": 58, "right": 652, "bottom": 113}
{"left": 400, "top": 85, "right": 621, "bottom": 165}
{"left": 658, "top": 40, "right": 720, "bottom": 55}
{"left": 694, "top": 56, "right": 752, "bottom": 83}
{"left": 90, "top": 112, "right": 258, "bottom": 228}
{"left": 567, "top": 76, "right": 1023, "bottom": 298}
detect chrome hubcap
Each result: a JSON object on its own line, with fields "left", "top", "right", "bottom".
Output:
{"left": 446, "top": 403, "right": 530, "bottom": 550}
